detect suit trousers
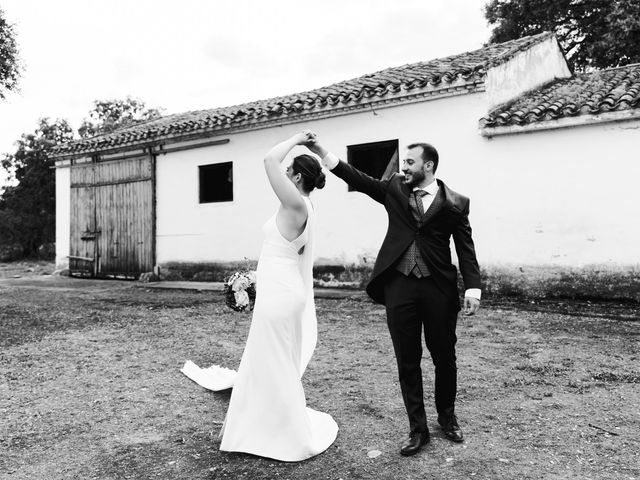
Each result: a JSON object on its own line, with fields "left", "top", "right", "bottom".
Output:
{"left": 384, "top": 270, "right": 459, "bottom": 434}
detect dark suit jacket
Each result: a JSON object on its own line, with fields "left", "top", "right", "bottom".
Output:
{"left": 332, "top": 160, "right": 481, "bottom": 306}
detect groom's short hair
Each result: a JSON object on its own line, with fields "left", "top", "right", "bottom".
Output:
{"left": 407, "top": 143, "right": 439, "bottom": 173}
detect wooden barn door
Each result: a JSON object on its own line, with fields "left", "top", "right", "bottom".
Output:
{"left": 69, "top": 162, "right": 99, "bottom": 276}
{"left": 69, "top": 154, "right": 154, "bottom": 278}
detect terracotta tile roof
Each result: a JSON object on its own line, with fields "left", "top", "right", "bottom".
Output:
{"left": 53, "top": 32, "right": 554, "bottom": 157}
{"left": 481, "top": 63, "right": 640, "bottom": 128}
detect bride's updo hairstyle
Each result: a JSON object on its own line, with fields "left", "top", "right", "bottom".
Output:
{"left": 292, "top": 154, "right": 326, "bottom": 193}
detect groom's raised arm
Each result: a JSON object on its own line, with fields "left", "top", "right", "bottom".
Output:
{"left": 307, "top": 137, "right": 389, "bottom": 204}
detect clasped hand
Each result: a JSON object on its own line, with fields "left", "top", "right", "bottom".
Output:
{"left": 291, "top": 130, "right": 316, "bottom": 145}
{"left": 290, "top": 130, "right": 322, "bottom": 157}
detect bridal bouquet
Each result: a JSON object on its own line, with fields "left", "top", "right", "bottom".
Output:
{"left": 224, "top": 270, "right": 257, "bottom": 312}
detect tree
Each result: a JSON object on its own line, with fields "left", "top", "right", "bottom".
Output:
{"left": 78, "top": 96, "right": 163, "bottom": 138}
{"left": 0, "top": 119, "right": 74, "bottom": 257}
{"left": 0, "top": 6, "right": 22, "bottom": 99}
{"left": 484, "top": 0, "right": 640, "bottom": 71}
{"left": 0, "top": 97, "right": 163, "bottom": 259}
{"left": 596, "top": 1, "right": 640, "bottom": 68}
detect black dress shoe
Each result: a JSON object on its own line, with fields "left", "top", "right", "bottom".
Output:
{"left": 400, "top": 430, "right": 430, "bottom": 456}
{"left": 438, "top": 415, "right": 464, "bottom": 443}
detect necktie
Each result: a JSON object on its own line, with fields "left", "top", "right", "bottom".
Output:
{"left": 414, "top": 190, "right": 428, "bottom": 216}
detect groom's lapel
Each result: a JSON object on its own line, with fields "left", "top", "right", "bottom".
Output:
{"left": 400, "top": 182, "right": 414, "bottom": 220}
{"left": 419, "top": 188, "right": 445, "bottom": 226}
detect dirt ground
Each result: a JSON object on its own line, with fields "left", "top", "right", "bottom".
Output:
{"left": 0, "top": 260, "right": 55, "bottom": 279}
{"left": 0, "top": 266, "right": 639, "bottom": 480}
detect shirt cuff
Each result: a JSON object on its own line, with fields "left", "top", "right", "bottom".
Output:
{"left": 464, "top": 288, "right": 481, "bottom": 300}
{"left": 321, "top": 152, "right": 340, "bottom": 170}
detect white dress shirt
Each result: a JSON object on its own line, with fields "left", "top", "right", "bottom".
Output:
{"left": 321, "top": 152, "right": 481, "bottom": 300}
{"left": 413, "top": 180, "right": 439, "bottom": 213}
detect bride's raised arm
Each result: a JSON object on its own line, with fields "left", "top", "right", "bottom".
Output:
{"left": 263, "top": 132, "right": 312, "bottom": 212}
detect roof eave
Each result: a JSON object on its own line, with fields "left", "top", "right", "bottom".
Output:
{"left": 480, "top": 109, "right": 640, "bottom": 137}
{"left": 53, "top": 80, "right": 486, "bottom": 160}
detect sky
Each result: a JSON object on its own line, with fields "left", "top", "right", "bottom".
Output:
{"left": 0, "top": 0, "right": 493, "bottom": 186}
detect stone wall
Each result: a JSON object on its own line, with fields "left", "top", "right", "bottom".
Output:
{"left": 157, "top": 261, "right": 640, "bottom": 303}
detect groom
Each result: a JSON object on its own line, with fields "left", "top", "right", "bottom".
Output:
{"left": 307, "top": 135, "right": 481, "bottom": 456}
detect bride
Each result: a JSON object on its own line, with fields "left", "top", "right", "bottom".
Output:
{"left": 218, "top": 131, "right": 338, "bottom": 461}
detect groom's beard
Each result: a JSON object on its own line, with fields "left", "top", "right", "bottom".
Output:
{"left": 403, "top": 169, "right": 426, "bottom": 188}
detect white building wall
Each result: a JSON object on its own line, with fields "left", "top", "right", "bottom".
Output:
{"left": 474, "top": 120, "right": 640, "bottom": 267}
{"left": 155, "top": 94, "right": 640, "bottom": 270}
{"left": 54, "top": 165, "right": 71, "bottom": 270}
{"left": 155, "top": 93, "right": 491, "bottom": 266}
{"left": 155, "top": 136, "right": 281, "bottom": 264}
{"left": 485, "top": 36, "right": 572, "bottom": 109}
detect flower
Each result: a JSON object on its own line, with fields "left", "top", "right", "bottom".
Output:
{"left": 234, "top": 290, "right": 249, "bottom": 308}
{"left": 231, "top": 275, "right": 250, "bottom": 292}
{"left": 224, "top": 270, "right": 257, "bottom": 312}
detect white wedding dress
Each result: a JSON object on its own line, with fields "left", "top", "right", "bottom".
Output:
{"left": 212, "top": 197, "right": 338, "bottom": 461}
